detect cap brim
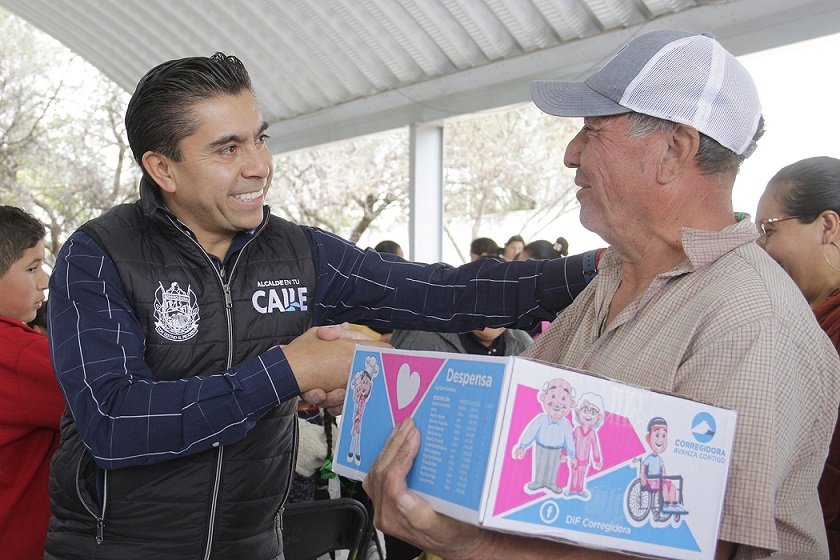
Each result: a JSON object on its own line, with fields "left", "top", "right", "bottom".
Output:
{"left": 530, "top": 80, "right": 631, "bottom": 118}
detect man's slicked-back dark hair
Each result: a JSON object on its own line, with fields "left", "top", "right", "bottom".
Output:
{"left": 125, "top": 52, "right": 254, "bottom": 177}
{"left": 0, "top": 206, "right": 45, "bottom": 276}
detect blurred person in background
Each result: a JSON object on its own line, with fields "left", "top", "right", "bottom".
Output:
{"left": 374, "top": 240, "right": 404, "bottom": 259}
{"left": 468, "top": 237, "right": 502, "bottom": 260}
{"left": 554, "top": 236, "right": 569, "bottom": 257}
{"left": 502, "top": 235, "right": 525, "bottom": 261}
{"left": 517, "top": 237, "right": 572, "bottom": 338}
{"left": 755, "top": 155, "right": 840, "bottom": 558}
{"left": 519, "top": 237, "right": 569, "bottom": 260}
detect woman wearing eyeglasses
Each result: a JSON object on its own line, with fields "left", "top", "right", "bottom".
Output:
{"left": 756, "top": 155, "right": 840, "bottom": 558}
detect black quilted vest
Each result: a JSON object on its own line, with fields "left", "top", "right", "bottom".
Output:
{"left": 46, "top": 181, "right": 315, "bottom": 560}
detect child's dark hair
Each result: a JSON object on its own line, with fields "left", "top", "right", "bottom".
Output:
{"left": 470, "top": 237, "right": 502, "bottom": 258}
{"left": 0, "top": 206, "right": 45, "bottom": 276}
{"left": 521, "top": 239, "right": 560, "bottom": 260}
{"left": 374, "top": 240, "right": 402, "bottom": 255}
{"left": 553, "top": 237, "right": 569, "bottom": 257}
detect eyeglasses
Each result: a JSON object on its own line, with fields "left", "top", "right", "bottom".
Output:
{"left": 756, "top": 216, "right": 801, "bottom": 244}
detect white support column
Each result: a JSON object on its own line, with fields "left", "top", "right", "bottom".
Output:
{"left": 408, "top": 123, "right": 444, "bottom": 263}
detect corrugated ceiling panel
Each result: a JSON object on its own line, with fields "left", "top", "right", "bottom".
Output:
{"left": 314, "top": 1, "right": 401, "bottom": 89}
{"left": 366, "top": 0, "right": 455, "bottom": 76}
{"left": 586, "top": 0, "right": 644, "bottom": 28}
{"left": 269, "top": 3, "right": 367, "bottom": 101}
{"left": 487, "top": 0, "right": 561, "bottom": 51}
{"left": 0, "top": 0, "right": 835, "bottom": 153}
{"left": 399, "top": 0, "right": 487, "bottom": 69}
{"left": 442, "top": 0, "right": 519, "bottom": 60}
{"left": 643, "top": 0, "right": 697, "bottom": 15}
{"left": 531, "top": 0, "right": 598, "bottom": 39}
{"left": 339, "top": 0, "right": 427, "bottom": 83}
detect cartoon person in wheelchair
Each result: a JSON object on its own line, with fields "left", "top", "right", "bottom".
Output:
{"left": 626, "top": 416, "right": 688, "bottom": 523}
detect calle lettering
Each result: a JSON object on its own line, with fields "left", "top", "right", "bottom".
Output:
{"left": 252, "top": 287, "right": 308, "bottom": 314}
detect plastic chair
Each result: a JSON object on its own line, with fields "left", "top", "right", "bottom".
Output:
{"left": 282, "top": 497, "right": 370, "bottom": 560}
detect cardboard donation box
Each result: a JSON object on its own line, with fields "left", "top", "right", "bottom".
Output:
{"left": 332, "top": 346, "right": 736, "bottom": 560}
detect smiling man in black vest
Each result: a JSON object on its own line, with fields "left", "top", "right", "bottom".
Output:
{"left": 44, "top": 53, "right": 598, "bottom": 559}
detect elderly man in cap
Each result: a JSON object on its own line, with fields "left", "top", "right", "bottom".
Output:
{"left": 364, "top": 29, "right": 840, "bottom": 559}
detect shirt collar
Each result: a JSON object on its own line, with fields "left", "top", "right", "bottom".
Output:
{"left": 681, "top": 213, "right": 758, "bottom": 271}
{"left": 597, "top": 213, "right": 758, "bottom": 276}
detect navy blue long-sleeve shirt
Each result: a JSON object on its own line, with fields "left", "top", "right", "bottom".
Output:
{"left": 49, "top": 225, "right": 596, "bottom": 469}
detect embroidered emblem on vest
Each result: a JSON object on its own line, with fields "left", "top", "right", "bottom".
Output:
{"left": 154, "top": 281, "right": 200, "bottom": 341}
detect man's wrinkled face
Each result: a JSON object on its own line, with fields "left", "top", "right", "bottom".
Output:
{"left": 563, "top": 114, "right": 665, "bottom": 246}
{"left": 539, "top": 378, "right": 574, "bottom": 422}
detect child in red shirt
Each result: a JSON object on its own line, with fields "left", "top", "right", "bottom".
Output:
{"left": 0, "top": 206, "right": 64, "bottom": 560}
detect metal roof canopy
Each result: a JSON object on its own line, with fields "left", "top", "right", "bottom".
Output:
{"left": 1, "top": 0, "right": 838, "bottom": 261}
{"left": 2, "top": 0, "right": 837, "bottom": 153}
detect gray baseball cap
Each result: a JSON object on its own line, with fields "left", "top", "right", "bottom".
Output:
{"left": 530, "top": 30, "right": 762, "bottom": 157}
